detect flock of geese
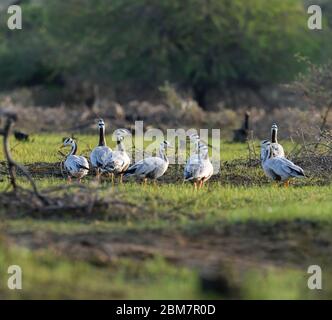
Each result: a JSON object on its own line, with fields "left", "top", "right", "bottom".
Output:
{"left": 60, "top": 119, "right": 305, "bottom": 188}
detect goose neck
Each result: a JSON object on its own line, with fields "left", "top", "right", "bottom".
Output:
{"left": 99, "top": 127, "right": 106, "bottom": 146}
{"left": 117, "top": 138, "right": 125, "bottom": 152}
{"left": 271, "top": 128, "right": 278, "bottom": 143}
{"left": 158, "top": 146, "right": 168, "bottom": 163}
{"left": 244, "top": 113, "right": 249, "bottom": 130}
{"left": 70, "top": 142, "right": 77, "bottom": 156}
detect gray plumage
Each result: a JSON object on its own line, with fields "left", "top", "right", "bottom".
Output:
{"left": 261, "top": 140, "right": 304, "bottom": 182}
{"left": 102, "top": 129, "right": 131, "bottom": 174}
{"left": 62, "top": 138, "right": 89, "bottom": 180}
{"left": 124, "top": 141, "right": 170, "bottom": 180}
{"left": 90, "top": 119, "right": 112, "bottom": 169}
{"left": 184, "top": 140, "right": 213, "bottom": 183}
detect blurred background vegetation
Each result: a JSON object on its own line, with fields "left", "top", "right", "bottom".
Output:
{"left": 0, "top": 0, "right": 331, "bottom": 110}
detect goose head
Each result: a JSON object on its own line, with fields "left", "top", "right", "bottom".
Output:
{"left": 62, "top": 137, "right": 75, "bottom": 148}
{"left": 98, "top": 119, "right": 105, "bottom": 129}
{"left": 114, "top": 128, "right": 131, "bottom": 139}
{"left": 160, "top": 140, "right": 172, "bottom": 150}
{"left": 60, "top": 137, "right": 77, "bottom": 155}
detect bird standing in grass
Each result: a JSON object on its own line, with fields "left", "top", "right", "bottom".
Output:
{"left": 102, "top": 129, "right": 131, "bottom": 183}
{"left": 260, "top": 140, "right": 305, "bottom": 187}
{"left": 184, "top": 137, "right": 214, "bottom": 189}
{"left": 90, "top": 119, "right": 112, "bottom": 180}
{"left": 124, "top": 140, "right": 171, "bottom": 184}
{"left": 61, "top": 138, "right": 89, "bottom": 183}
{"left": 233, "top": 111, "right": 250, "bottom": 142}
{"left": 270, "top": 123, "right": 285, "bottom": 157}
{"left": 14, "top": 130, "right": 29, "bottom": 142}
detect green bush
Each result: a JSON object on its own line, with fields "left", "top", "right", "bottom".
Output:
{"left": 0, "top": 0, "right": 329, "bottom": 107}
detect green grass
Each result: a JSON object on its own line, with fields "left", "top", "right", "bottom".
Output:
{"left": 0, "top": 133, "right": 297, "bottom": 163}
{"left": 0, "top": 134, "right": 331, "bottom": 299}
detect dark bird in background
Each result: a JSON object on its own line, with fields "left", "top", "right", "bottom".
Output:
{"left": 14, "top": 130, "right": 29, "bottom": 142}
{"left": 233, "top": 111, "right": 250, "bottom": 143}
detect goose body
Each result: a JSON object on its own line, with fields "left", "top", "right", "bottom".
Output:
{"left": 270, "top": 124, "right": 285, "bottom": 158}
{"left": 102, "top": 129, "right": 131, "bottom": 177}
{"left": 124, "top": 141, "right": 170, "bottom": 181}
{"left": 62, "top": 138, "right": 89, "bottom": 181}
{"left": 90, "top": 119, "right": 112, "bottom": 171}
{"left": 184, "top": 137, "right": 213, "bottom": 188}
{"left": 90, "top": 146, "right": 112, "bottom": 168}
{"left": 261, "top": 140, "right": 304, "bottom": 185}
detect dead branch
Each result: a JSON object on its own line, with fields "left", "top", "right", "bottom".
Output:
{"left": 0, "top": 111, "right": 48, "bottom": 204}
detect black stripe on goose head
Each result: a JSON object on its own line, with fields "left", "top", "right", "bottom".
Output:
{"left": 98, "top": 119, "right": 105, "bottom": 128}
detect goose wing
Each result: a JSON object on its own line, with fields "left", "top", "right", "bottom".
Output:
{"left": 65, "top": 155, "right": 89, "bottom": 172}
{"left": 124, "top": 157, "right": 164, "bottom": 177}
{"left": 184, "top": 155, "right": 200, "bottom": 180}
{"left": 269, "top": 157, "right": 305, "bottom": 179}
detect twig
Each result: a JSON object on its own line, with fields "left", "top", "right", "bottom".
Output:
{"left": 0, "top": 111, "right": 48, "bottom": 205}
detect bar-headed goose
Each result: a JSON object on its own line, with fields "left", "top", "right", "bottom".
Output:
{"left": 61, "top": 138, "right": 89, "bottom": 183}
{"left": 124, "top": 140, "right": 171, "bottom": 184}
{"left": 233, "top": 111, "right": 250, "bottom": 142}
{"left": 261, "top": 140, "right": 304, "bottom": 187}
{"left": 184, "top": 140, "right": 213, "bottom": 189}
{"left": 102, "top": 128, "right": 131, "bottom": 183}
{"left": 90, "top": 119, "right": 112, "bottom": 179}
{"left": 270, "top": 123, "right": 285, "bottom": 157}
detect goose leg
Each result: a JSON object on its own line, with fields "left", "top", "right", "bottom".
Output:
{"left": 119, "top": 174, "right": 123, "bottom": 184}
{"left": 284, "top": 180, "right": 290, "bottom": 188}
{"left": 193, "top": 181, "right": 197, "bottom": 190}
{"left": 67, "top": 176, "right": 72, "bottom": 184}
{"left": 142, "top": 178, "right": 147, "bottom": 187}
{"left": 95, "top": 169, "right": 101, "bottom": 183}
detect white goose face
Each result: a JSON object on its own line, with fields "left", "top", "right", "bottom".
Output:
{"left": 63, "top": 137, "right": 75, "bottom": 147}
{"left": 117, "top": 136, "right": 124, "bottom": 142}
{"left": 161, "top": 140, "right": 172, "bottom": 149}
{"left": 271, "top": 124, "right": 278, "bottom": 131}
{"left": 189, "top": 134, "right": 200, "bottom": 142}
{"left": 115, "top": 128, "right": 130, "bottom": 138}
{"left": 98, "top": 119, "right": 105, "bottom": 129}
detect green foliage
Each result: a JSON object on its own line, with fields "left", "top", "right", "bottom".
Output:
{"left": 0, "top": 0, "right": 329, "bottom": 104}
{"left": 0, "top": 3, "right": 51, "bottom": 87}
